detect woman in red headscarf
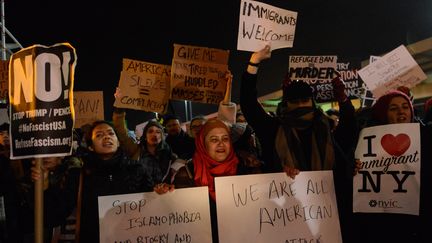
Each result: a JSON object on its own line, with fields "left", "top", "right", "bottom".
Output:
{"left": 192, "top": 118, "right": 239, "bottom": 200}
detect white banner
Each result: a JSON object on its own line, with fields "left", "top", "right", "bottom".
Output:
{"left": 215, "top": 171, "right": 342, "bottom": 243}
{"left": 98, "top": 187, "right": 212, "bottom": 243}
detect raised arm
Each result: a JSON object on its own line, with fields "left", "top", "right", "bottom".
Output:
{"left": 331, "top": 74, "right": 357, "bottom": 152}
{"left": 218, "top": 70, "right": 237, "bottom": 124}
{"left": 112, "top": 87, "right": 140, "bottom": 159}
{"left": 240, "top": 45, "right": 275, "bottom": 132}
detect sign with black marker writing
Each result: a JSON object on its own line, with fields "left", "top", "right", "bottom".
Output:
{"left": 98, "top": 187, "right": 212, "bottom": 243}
{"left": 215, "top": 171, "right": 342, "bottom": 243}
{"left": 9, "top": 43, "right": 76, "bottom": 159}
{"left": 354, "top": 123, "right": 421, "bottom": 215}
{"left": 114, "top": 58, "right": 170, "bottom": 113}
{"left": 73, "top": 91, "right": 104, "bottom": 128}
{"left": 237, "top": 0, "right": 298, "bottom": 52}
{"left": 0, "top": 60, "right": 9, "bottom": 101}
{"left": 358, "top": 45, "right": 427, "bottom": 98}
{"left": 170, "top": 44, "right": 229, "bottom": 105}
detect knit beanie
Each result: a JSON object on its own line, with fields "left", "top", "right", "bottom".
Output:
{"left": 141, "top": 120, "right": 164, "bottom": 143}
{"left": 282, "top": 79, "right": 313, "bottom": 101}
{"left": 371, "top": 90, "right": 414, "bottom": 124}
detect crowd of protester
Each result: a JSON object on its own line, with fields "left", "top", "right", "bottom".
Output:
{"left": 1, "top": 46, "right": 432, "bottom": 243}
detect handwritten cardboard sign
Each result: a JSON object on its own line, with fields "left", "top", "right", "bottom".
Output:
{"left": 288, "top": 55, "right": 337, "bottom": 102}
{"left": 114, "top": 58, "right": 170, "bottom": 113}
{"left": 357, "top": 45, "right": 427, "bottom": 98}
{"left": 73, "top": 91, "right": 104, "bottom": 128}
{"left": 98, "top": 187, "right": 212, "bottom": 243}
{"left": 215, "top": 171, "right": 342, "bottom": 243}
{"left": 171, "top": 44, "right": 229, "bottom": 105}
{"left": 0, "top": 108, "right": 8, "bottom": 125}
{"left": 0, "top": 60, "right": 9, "bottom": 101}
{"left": 354, "top": 123, "right": 421, "bottom": 215}
{"left": 9, "top": 43, "right": 76, "bottom": 159}
{"left": 237, "top": 0, "right": 298, "bottom": 52}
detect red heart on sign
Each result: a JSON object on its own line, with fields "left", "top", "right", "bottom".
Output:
{"left": 381, "top": 133, "right": 411, "bottom": 156}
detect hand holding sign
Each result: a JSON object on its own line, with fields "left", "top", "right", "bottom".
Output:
{"left": 332, "top": 75, "right": 348, "bottom": 103}
{"left": 283, "top": 165, "right": 300, "bottom": 179}
{"left": 114, "top": 87, "right": 123, "bottom": 100}
{"left": 250, "top": 45, "right": 272, "bottom": 64}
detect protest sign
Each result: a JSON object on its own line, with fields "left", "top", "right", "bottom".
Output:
{"left": 357, "top": 45, "right": 427, "bottom": 98}
{"left": 336, "top": 58, "right": 364, "bottom": 100}
{"left": 171, "top": 44, "right": 229, "bottom": 105}
{"left": 354, "top": 123, "right": 421, "bottom": 215}
{"left": 0, "top": 108, "right": 8, "bottom": 125}
{"left": 237, "top": 0, "right": 298, "bottom": 52}
{"left": 114, "top": 58, "right": 170, "bottom": 113}
{"left": 0, "top": 60, "right": 8, "bottom": 102}
{"left": 9, "top": 43, "right": 76, "bottom": 159}
{"left": 73, "top": 91, "right": 104, "bottom": 128}
{"left": 215, "top": 171, "right": 342, "bottom": 243}
{"left": 288, "top": 55, "right": 337, "bottom": 102}
{"left": 98, "top": 187, "right": 212, "bottom": 243}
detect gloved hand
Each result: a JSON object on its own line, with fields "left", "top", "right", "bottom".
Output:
{"left": 282, "top": 73, "right": 292, "bottom": 89}
{"left": 332, "top": 75, "right": 347, "bottom": 103}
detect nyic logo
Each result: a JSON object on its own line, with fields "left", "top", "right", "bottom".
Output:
{"left": 369, "top": 199, "right": 401, "bottom": 209}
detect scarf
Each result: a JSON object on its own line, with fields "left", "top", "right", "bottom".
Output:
{"left": 193, "top": 119, "right": 239, "bottom": 201}
{"left": 275, "top": 107, "right": 335, "bottom": 171}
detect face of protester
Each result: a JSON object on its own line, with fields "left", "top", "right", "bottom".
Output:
{"left": 89, "top": 123, "right": 120, "bottom": 160}
{"left": 0, "top": 130, "right": 9, "bottom": 147}
{"left": 145, "top": 126, "right": 163, "bottom": 147}
{"left": 165, "top": 119, "right": 181, "bottom": 136}
{"left": 386, "top": 96, "right": 412, "bottom": 124}
{"left": 236, "top": 114, "right": 247, "bottom": 123}
{"left": 204, "top": 127, "right": 231, "bottom": 162}
{"left": 190, "top": 119, "right": 206, "bottom": 138}
{"left": 286, "top": 98, "right": 313, "bottom": 112}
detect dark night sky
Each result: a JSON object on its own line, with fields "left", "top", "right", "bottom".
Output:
{"left": 5, "top": 0, "right": 432, "bottom": 128}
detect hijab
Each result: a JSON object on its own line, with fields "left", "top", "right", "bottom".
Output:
{"left": 193, "top": 118, "right": 239, "bottom": 200}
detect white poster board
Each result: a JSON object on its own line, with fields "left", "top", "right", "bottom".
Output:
{"left": 357, "top": 45, "right": 427, "bottom": 98}
{"left": 353, "top": 123, "right": 421, "bottom": 215}
{"left": 215, "top": 171, "right": 342, "bottom": 243}
{"left": 237, "top": 0, "right": 298, "bottom": 52}
{"left": 98, "top": 187, "right": 212, "bottom": 242}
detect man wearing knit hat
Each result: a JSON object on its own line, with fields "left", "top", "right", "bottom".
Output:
{"left": 240, "top": 45, "right": 357, "bottom": 242}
